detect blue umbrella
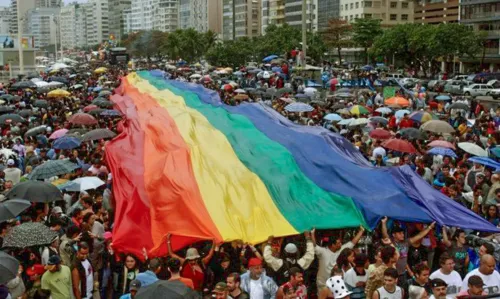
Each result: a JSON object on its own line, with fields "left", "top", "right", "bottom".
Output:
{"left": 101, "top": 110, "right": 121, "bottom": 117}
{"left": 53, "top": 136, "right": 81, "bottom": 150}
{"left": 428, "top": 147, "right": 457, "bottom": 158}
{"left": 435, "top": 95, "right": 451, "bottom": 101}
{"left": 233, "top": 71, "right": 244, "bottom": 76}
{"left": 395, "top": 109, "right": 411, "bottom": 118}
{"left": 93, "top": 86, "right": 102, "bottom": 92}
{"left": 468, "top": 157, "right": 500, "bottom": 171}
{"left": 284, "top": 102, "right": 314, "bottom": 113}
{"left": 361, "top": 65, "right": 373, "bottom": 71}
{"left": 307, "top": 80, "right": 322, "bottom": 87}
{"left": 263, "top": 55, "right": 278, "bottom": 62}
{"left": 376, "top": 107, "right": 392, "bottom": 115}
{"left": 271, "top": 66, "right": 282, "bottom": 73}
{"left": 324, "top": 113, "right": 342, "bottom": 122}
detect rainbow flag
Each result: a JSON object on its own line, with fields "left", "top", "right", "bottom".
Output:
{"left": 107, "top": 71, "right": 496, "bottom": 258}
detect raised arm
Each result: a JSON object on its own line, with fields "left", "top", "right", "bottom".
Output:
{"left": 166, "top": 233, "right": 185, "bottom": 264}
{"left": 381, "top": 217, "right": 389, "bottom": 240}
{"left": 409, "top": 222, "right": 435, "bottom": 245}
{"left": 351, "top": 226, "right": 366, "bottom": 245}
{"left": 442, "top": 226, "right": 452, "bottom": 247}
{"left": 202, "top": 239, "right": 216, "bottom": 266}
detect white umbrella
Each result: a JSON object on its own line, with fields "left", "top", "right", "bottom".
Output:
{"left": 458, "top": 142, "right": 488, "bottom": 157}
{"left": 375, "top": 107, "right": 392, "bottom": 114}
{"left": 338, "top": 118, "right": 354, "bottom": 126}
{"left": 30, "top": 78, "right": 42, "bottom": 83}
{"left": 50, "top": 62, "right": 69, "bottom": 70}
{"left": 47, "top": 81, "right": 64, "bottom": 87}
{"left": 348, "top": 118, "right": 369, "bottom": 127}
{"left": 262, "top": 71, "right": 271, "bottom": 79}
{"left": 234, "top": 89, "right": 246, "bottom": 94}
{"left": 35, "top": 81, "right": 49, "bottom": 88}
{"left": 65, "top": 176, "right": 105, "bottom": 192}
{"left": 303, "top": 87, "right": 317, "bottom": 94}
{"left": 189, "top": 74, "right": 201, "bottom": 79}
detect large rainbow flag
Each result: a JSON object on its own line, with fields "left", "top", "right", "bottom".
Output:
{"left": 106, "top": 71, "right": 497, "bottom": 257}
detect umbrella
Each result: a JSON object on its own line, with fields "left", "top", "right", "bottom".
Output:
{"left": 384, "top": 96, "right": 410, "bottom": 107}
{"left": 468, "top": 157, "right": 500, "bottom": 170}
{"left": 448, "top": 102, "right": 469, "bottom": 110}
{"left": 348, "top": 118, "right": 369, "bottom": 127}
{"left": 428, "top": 140, "right": 455, "bottom": 150}
{"left": 71, "top": 84, "right": 84, "bottom": 89}
{"left": 234, "top": 89, "right": 246, "bottom": 94}
{"left": 65, "top": 176, "right": 105, "bottom": 192}
{"left": 337, "top": 108, "right": 351, "bottom": 115}
{"left": 263, "top": 55, "right": 278, "bottom": 62}
{"left": 33, "top": 99, "right": 48, "bottom": 108}
{"left": 435, "top": 95, "right": 452, "bottom": 101}
{"left": 28, "top": 159, "right": 79, "bottom": 180}
{"left": 277, "top": 87, "right": 293, "bottom": 95}
{"left": 382, "top": 138, "right": 417, "bottom": 153}
{"left": 84, "top": 104, "right": 99, "bottom": 112}
{"left": 458, "top": 142, "right": 488, "bottom": 157}
{"left": 399, "top": 128, "right": 425, "bottom": 139}
{"left": 98, "top": 90, "right": 112, "bottom": 97}
{"left": 24, "top": 125, "right": 47, "bottom": 137}
{"left": 0, "top": 94, "right": 13, "bottom": 101}
{"left": 49, "top": 128, "right": 68, "bottom": 140}
{"left": 375, "top": 107, "right": 392, "bottom": 115}
{"left": 294, "top": 94, "right": 310, "bottom": 100}
{"left": 395, "top": 110, "right": 411, "bottom": 118}
{"left": 6, "top": 181, "right": 62, "bottom": 202}
{"left": 349, "top": 105, "right": 370, "bottom": 115}
{"left": 69, "top": 113, "right": 98, "bottom": 125}
{"left": 279, "top": 97, "right": 294, "bottom": 103}
{"left": 234, "top": 94, "right": 249, "bottom": 101}
{"left": 409, "top": 111, "right": 433, "bottom": 123}
{"left": 0, "top": 114, "right": 24, "bottom": 124}
{"left": 0, "top": 106, "right": 14, "bottom": 114}
{"left": 284, "top": 102, "right": 314, "bottom": 113}
{"left": 324, "top": 113, "right": 342, "bottom": 122}
{"left": 101, "top": 109, "right": 121, "bottom": 117}
{"left": 338, "top": 118, "right": 353, "bottom": 126}
{"left": 428, "top": 147, "right": 457, "bottom": 158}
{"left": 47, "top": 89, "right": 70, "bottom": 98}
{"left": 0, "top": 251, "right": 19, "bottom": 284}
{"left": 189, "top": 74, "right": 201, "bottom": 79}
{"left": 135, "top": 280, "right": 199, "bottom": 299}
{"left": 420, "top": 120, "right": 455, "bottom": 134}
{"left": 2, "top": 222, "right": 58, "bottom": 248}
{"left": 303, "top": 87, "right": 317, "bottom": 94}
{"left": 332, "top": 103, "right": 346, "bottom": 110}
{"left": 369, "top": 116, "right": 388, "bottom": 125}
{"left": 18, "top": 109, "right": 33, "bottom": 117}
{"left": 94, "top": 67, "right": 108, "bottom": 74}
{"left": 92, "top": 99, "right": 113, "bottom": 108}
{"left": 11, "top": 81, "right": 36, "bottom": 90}
{"left": 369, "top": 129, "right": 392, "bottom": 139}
{"left": 0, "top": 199, "right": 31, "bottom": 223}
{"left": 53, "top": 136, "right": 81, "bottom": 150}
{"left": 48, "top": 76, "right": 68, "bottom": 84}
{"left": 81, "top": 128, "right": 116, "bottom": 142}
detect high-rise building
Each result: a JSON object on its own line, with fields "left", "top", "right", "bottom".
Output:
{"left": 222, "top": 0, "right": 261, "bottom": 40}
{"left": 60, "top": 3, "right": 87, "bottom": 49}
{"left": 108, "top": 0, "right": 131, "bottom": 43}
{"left": 339, "top": 0, "right": 414, "bottom": 26}
{"left": 414, "top": 0, "right": 458, "bottom": 24}
{"left": 179, "top": 0, "right": 223, "bottom": 34}
{"left": 84, "top": 0, "right": 109, "bottom": 46}
{"left": 35, "top": 0, "right": 62, "bottom": 8}
{"left": 0, "top": 7, "right": 11, "bottom": 34}
{"left": 459, "top": 0, "right": 500, "bottom": 72}
{"left": 9, "top": 0, "right": 36, "bottom": 34}
{"left": 26, "top": 7, "right": 59, "bottom": 49}
{"left": 317, "top": 0, "right": 340, "bottom": 31}
{"left": 284, "top": 0, "right": 317, "bottom": 31}
{"left": 128, "top": 0, "right": 178, "bottom": 33}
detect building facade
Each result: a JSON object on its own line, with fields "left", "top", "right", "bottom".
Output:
{"left": 35, "top": 0, "right": 62, "bottom": 8}
{"left": 26, "top": 7, "right": 59, "bottom": 49}
{"left": 128, "top": 0, "right": 178, "bottom": 33}
{"left": 108, "top": 0, "right": 131, "bottom": 43}
{"left": 339, "top": 0, "right": 414, "bottom": 26}
{"left": 0, "top": 7, "right": 11, "bottom": 34}
{"left": 318, "top": 0, "right": 340, "bottom": 31}
{"left": 222, "top": 0, "right": 261, "bottom": 40}
{"left": 459, "top": 0, "right": 500, "bottom": 72}
{"left": 84, "top": 0, "right": 109, "bottom": 47}
{"left": 9, "top": 0, "right": 36, "bottom": 34}
{"left": 60, "top": 4, "right": 87, "bottom": 49}
{"left": 414, "top": 0, "right": 458, "bottom": 24}
{"left": 284, "top": 0, "right": 317, "bottom": 31}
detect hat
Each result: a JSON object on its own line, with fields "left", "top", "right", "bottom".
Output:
{"left": 212, "top": 282, "right": 228, "bottom": 293}
{"left": 103, "top": 231, "right": 112, "bottom": 240}
{"left": 185, "top": 248, "right": 200, "bottom": 260}
{"left": 248, "top": 257, "right": 262, "bottom": 268}
{"left": 430, "top": 278, "right": 448, "bottom": 288}
{"left": 7, "top": 159, "right": 14, "bottom": 166}
{"left": 52, "top": 206, "right": 62, "bottom": 214}
{"left": 468, "top": 275, "right": 485, "bottom": 287}
{"left": 129, "top": 279, "right": 141, "bottom": 291}
{"left": 26, "top": 264, "right": 45, "bottom": 277}
{"left": 47, "top": 255, "right": 61, "bottom": 265}
{"left": 326, "top": 275, "right": 352, "bottom": 299}
{"left": 284, "top": 243, "right": 298, "bottom": 254}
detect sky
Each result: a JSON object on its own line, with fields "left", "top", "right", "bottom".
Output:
{"left": 0, "top": 0, "right": 87, "bottom": 6}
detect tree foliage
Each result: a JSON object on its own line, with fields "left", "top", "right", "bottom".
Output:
{"left": 322, "top": 19, "right": 352, "bottom": 63}
{"left": 352, "top": 18, "right": 382, "bottom": 64}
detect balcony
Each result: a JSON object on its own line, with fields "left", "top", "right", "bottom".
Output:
{"left": 461, "top": 12, "right": 500, "bottom": 23}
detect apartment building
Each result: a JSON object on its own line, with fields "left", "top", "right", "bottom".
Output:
{"left": 318, "top": 0, "right": 340, "bottom": 31}
{"left": 84, "top": 0, "right": 109, "bottom": 46}
{"left": 0, "top": 7, "right": 11, "bottom": 34}
{"left": 127, "top": 0, "right": 178, "bottom": 33}
{"left": 60, "top": 4, "right": 87, "bottom": 49}
{"left": 108, "top": 0, "right": 131, "bottom": 43}
{"left": 340, "top": 0, "right": 414, "bottom": 25}
{"left": 179, "top": 0, "right": 222, "bottom": 34}
{"left": 222, "top": 0, "right": 261, "bottom": 40}
{"left": 26, "top": 7, "right": 59, "bottom": 49}
{"left": 414, "top": 0, "right": 459, "bottom": 24}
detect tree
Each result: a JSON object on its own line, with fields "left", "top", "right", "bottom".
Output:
{"left": 322, "top": 19, "right": 352, "bottom": 63}
{"left": 255, "top": 24, "right": 301, "bottom": 60}
{"left": 122, "top": 30, "right": 168, "bottom": 61}
{"left": 307, "top": 31, "right": 328, "bottom": 64}
{"left": 352, "top": 18, "right": 382, "bottom": 64}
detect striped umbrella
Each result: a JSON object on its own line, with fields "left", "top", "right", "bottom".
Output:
{"left": 349, "top": 105, "right": 370, "bottom": 115}
{"left": 284, "top": 102, "right": 314, "bottom": 113}
{"left": 409, "top": 111, "right": 434, "bottom": 123}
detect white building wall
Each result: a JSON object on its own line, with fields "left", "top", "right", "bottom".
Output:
{"left": 0, "top": 7, "right": 11, "bottom": 34}
{"left": 339, "top": 0, "right": 413, "bottom": 25}
{"left": 26, "top": 7, "right": 59, "bottom": 48}
{"left": 130, "top": 0, "right": 178, "bottom": 33}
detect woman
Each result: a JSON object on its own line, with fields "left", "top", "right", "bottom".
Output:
{"left": 485, "top": 205, "right": 500, "bottom": 226}
{"left": 112, "top": 254, "right": 141, "bottom": 297}
{"left": 166, "top": 233, "right": 215, "bottom": 294}
{"left": 336, "top": 248, "right": 355, "bottom": 275}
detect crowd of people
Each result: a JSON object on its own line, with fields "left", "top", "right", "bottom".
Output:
{"left": 0, "top": 56, "right": 499, "bottom": 299}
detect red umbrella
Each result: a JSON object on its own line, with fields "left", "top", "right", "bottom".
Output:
{"left": 428, "top": 140, "right": 455, "bottom": 150}
{"left": 382, "top": 138, "right": 417, "bottom": 153}
{"left": 369, "top": 129, "right": 392, "bottom": 140}
{"left": 83, "top": 105, "right": 98, "bottom": 112}
{"left": 69, "top": 113, "right": 98, "bottom": 125}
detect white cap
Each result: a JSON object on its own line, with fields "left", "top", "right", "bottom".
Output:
{"left": 7, "top": 159, "right": 14, "bottom": 166}
{"left": 284, "top": 243, "right": 298, "bottom": 254}
{"left": 46, "top": 126, "right": 52, "bottom": 133}
{"left": 52, "top": 206, "right": 63, "bottom": 214}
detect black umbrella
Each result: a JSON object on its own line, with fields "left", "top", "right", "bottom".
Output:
{"left": 448, "top": 102, "right": 469, "bottom": 111}
{"left": 0, "top": 106, "right": 15, "bottom": 114}
{"left": 33, "top": 99, "right": 48, "bottom": 108}
{"left": 88, "top": 108, "right": 105, "bottom": 116}
{"left": 28, "top": 159, "right": 79, "bottom": 180}
{"left": 399, "top": 128, "right": 426, "bottom": 140}
{"left": 18, "top": 109, "right": 34, "bottom": 117}
{"left": 135, "top": 280, "right": 200, "bottom": 299}
{"left": 67, "top": 128, "right": 88, "bottom": 135}
{"left": 6, "top": 181, "right": 63, "bottom": 202}
{"left": 24, "top": 125, "right": 47, "bottom": 137}
{"left": 0, "top": 199, "right": 31, "bottom": 223}
{"left": 11, "top": 81, "right": 36, "bottom": 90}
{"left": 332, "top": 103, "right": 346, "bottom": 110}
{"left": 0, "top": 94, "right": 13, "bottom": 101}
{"left": 0, "top": 251, "right": 19, "bottom": 284}
{"left": 81, "top": 128, "right": 116, "bottom": 142}
{"left": 2, "top": 222, "right": 58, "bottom": 248}
{"left": 0, "top": 113, "right": 24, "bottom": 123}
{"left": 48, "top": 76, "right": 69, "bottom": 84}
{"left": 92, "top": 99, "right": 113, "bottom": 108}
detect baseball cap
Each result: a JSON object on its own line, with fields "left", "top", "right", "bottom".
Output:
{"left": 212, "top": 282, "right": 228, "bottom": 293}
{"left": 7, "top": 159, "right": 14, "bottom": 166}
{"left": 430, "top": 278, "right": 448, "bottom": 288}
{"left": 284, "top": 243, "right": 298, "bottom": 254}
{"left": 468, "top": 275, "right": 485, "bottom": 287}
{"left": 47, "top": 255, "right": 61, "bottom": 265}
{"left": 248, "top": 257, "right": 262, "bottom": 268}
{"left": 129, "top": 279, "right": 141, "bottom": 291}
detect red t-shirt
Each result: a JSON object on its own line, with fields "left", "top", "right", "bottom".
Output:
{"left": 180, "top": 263, "right": 204, "bottom": 291}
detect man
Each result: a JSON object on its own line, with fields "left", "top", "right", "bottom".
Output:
{"left": 469, "top": 241, "right": 496, "bottom": 271}
{"left": 372, "top": 140, "right": 387, "bottom": 160}
{"left": 213, "top": 282, "right": 231, "bottom": 299}
{"left": 429, "top": 253, "right": 462, "bottom": 296}
{"left": 365, "top": 246, "right": 398, "bottom": 299}
{"left": 166, "top": 257, "right": 194, "bottom": 289}
{"left": 227, "top": 273, "right": 249, "bottom": 299}
{"left": 59, "top": 225, "right": 81, "bottom": 266}
{"left": 276, "top": 267, "right": 307, "bottom": 299}
{"left": 12, "top": 139, "right": 25, "bottom": 158}
{"left": 240, "top": 258, "right": 278, "bottom": 299}
{"left": 313, "top": 226, "right": 365, "bottom": 292}
{"left": 402, "top": 262, "right": 431, "bottom": 298}
{"left": 462, "top": 254, "right": 500, "bottom": 295}
{"left": 41, "top": 255, "right": 72, "bottom": 299}
{"left": 119, "top": 280, "right": 141, "bottom": 299}
{"left": 71, "top": 242, "right": 93, "bottom": 299}
{"left": 372, "top": 268, "right": 403, "bottom": 299}
{"left": 456, "top": 275, "right": 487, "bottom": 297}
{"left": 264, "top": 231, "right": 314, "bottom": 286}
{"left": 442, "top": 228, "right": 469, "bottom": 277}
{"left": 428, "top": 278, "right": 452, "bottom": 299}
{"left": 3, "top": 159, "right": 20, "bottom": 185}
{"left": 136, "top": 258, "right": 162, "bottom": 287}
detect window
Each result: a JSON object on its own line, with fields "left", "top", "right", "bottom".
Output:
{"left": 402, "top": 2, "right": 408, "bottom": 9}
{"left": 355, "top": 14, "right": 358, "bottom": 18}
{"left": 350, "top": 3, "right": 353, "bottom": 9}
{"left": 390, "top": 1, "right": 397, "bottom": 8}
{"left": 364, "top": 13, "right": 372, "bottom": 19}
{"left": 365, "top": 1, "right": 372, "bottom": 7}
{"left": 401, "top": 14, "right": 408, "bottom": 21}
{"left": 350, "top": 15, "right": 353, "bottom": 20}
{"left": 390, "top": 14, "right": 397, "bottom": 20}
{"left": 355, "top": 2, "right": 359, "bottom": 8}
{"left": 345, "top": 3, "right": 348, "bottom": 10}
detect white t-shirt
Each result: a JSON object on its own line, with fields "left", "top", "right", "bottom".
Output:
{"left": 429, "top": 269, "right": 462, "bottom": 295}
{"left": 462, "top": 268, "right": 500, "bottom": 295}
{"left": 249, "top": 278, "right": 264, "bottom": 299}
{"left": 315, "top": 242, "right": 354, "bottom": 290}
{"left": 376, "top": 286, "right": 403, "bottom": 299}
{"left": 429, "top": 296, "right": 453, "bottom": 299}
{"left": 372, "top": 147, "right": 387, "bottom": 159}
{"left": 82, "top": 259, "right": 93, "bottom": 299}
{"left": 344, "top": 268, "right": 368, "bottom": 288}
